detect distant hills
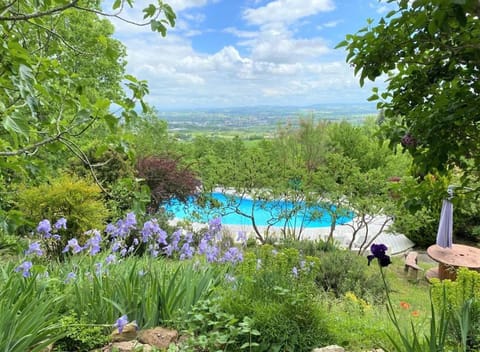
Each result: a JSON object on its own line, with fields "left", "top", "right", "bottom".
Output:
{"left": 156, "top": 103, "right": 379, "bottom": 135}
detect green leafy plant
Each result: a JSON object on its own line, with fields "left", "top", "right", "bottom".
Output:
{"left": 0, "top": 265, "right": 65, "bottom": 352}
{"left": 16, "top": 174, "right": 109, "bottom": 257}
{"left": 55, "top": 312, "right": 110, "bottom": 352}
{"left": 179, "top": 298, "right": 260, "bottom": 351}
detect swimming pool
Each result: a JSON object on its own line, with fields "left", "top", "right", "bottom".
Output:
{"left": 165, "top": 192, "right": 352, "bottom": 228}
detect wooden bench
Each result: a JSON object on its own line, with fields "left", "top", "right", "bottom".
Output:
{"left": 404, "top": 251, "right": 423, "bottom": 279}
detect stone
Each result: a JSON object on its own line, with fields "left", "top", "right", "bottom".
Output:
{"left": 312, "top": 346, "right": 345, "bottom": 352}
{"left": 138, "top": 327, "right": 178, "bottom": 349}
{"left": 109, "top": 341, "right": 153, "bottom": 352}
{"left": 110, "top": 323, "right": 138, "bottom": 342}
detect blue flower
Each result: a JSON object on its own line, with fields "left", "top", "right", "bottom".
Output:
{"left": 62, "top": 238, "right": 83, "bottom": 254}
{"left": 292, "top": 266, "right": 299, "bottom": 278}
{"left": 221, "top": 247, "right": 243, "bottom": 264}
{"left": 25, "top": 241, "right": 43, "bottom": 257}
{"left": 54, "top": 217, "right": 67, "bottom": 230}
{"left": 114, "top": 315, "right": 129, "bottom": 333}
{"left": 65, "top": 271, "right": 77, "bottom": 283}
{"left": 37, "top": 219, "right": 52, "bottom": 238}
{"left": 367, "top": 243, "right": 391, "bottom": 267}
{"left": 15, "top": 261, "right": 33, "bottom": 277}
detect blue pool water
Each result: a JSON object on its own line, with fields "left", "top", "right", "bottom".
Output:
{"left": 165, "top": 192, "right": 352, "bottom": 228}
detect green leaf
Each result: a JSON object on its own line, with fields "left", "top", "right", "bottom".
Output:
{"left": 143, "top": 4, "right": 156, "bottom": 19}
{"left": 102, "top": 114, "right": 119, "bottom": 131}
{"left": 112, "top": 0, "right": 121, "bottom": 9}
{"left": 3, "top": 115, "right": 30, "bottom": 138}
{"left": 151, "top": 20, "right": 167, "bottom": 36}
{"left": 335, "top": 40, "right": 348, "bottom": 49}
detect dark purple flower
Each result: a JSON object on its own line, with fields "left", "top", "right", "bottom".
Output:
{"left": 367, "top": 243, "right": 391, "bottom": 267}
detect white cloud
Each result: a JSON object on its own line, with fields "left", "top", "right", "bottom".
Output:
{"left": 243, "top": 0, "right": 335, "bottom": 26}
{"left": 107, "top": 0, "right": 380, "bottom": 108}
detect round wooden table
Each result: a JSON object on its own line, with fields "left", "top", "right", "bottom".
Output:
{"left": 427, "top": 244, "right": 480, "bottom": 281}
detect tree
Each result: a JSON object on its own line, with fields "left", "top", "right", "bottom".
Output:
{"left": 136, "top": 155, "right": 201, "bottom": 214}
{"left": 0, "top": 0, "right": 176, "bottom": 229}
{"left": 0, "top": 0, "right": 175, "bottom": 170}
{"left": 338, "top": 0, "right": 480, "bottom": 177}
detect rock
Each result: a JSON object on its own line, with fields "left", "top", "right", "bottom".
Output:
{"left": 110, "top": 323, "right": 138, "bottom": 342}
{"left": 138, "top": 327, "right": 178, "bottom": 349}
{"left": 109, "top": 341, "right": 153, "bottom": 352}
{"left": 312, "top": 346, "right": 345, "bottom": 352}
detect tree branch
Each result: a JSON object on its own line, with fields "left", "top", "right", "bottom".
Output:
{"left": 0, "top": 133, "right": 64, "bottom": 156}
{"left": 73, "top": 3, "right": 161, "bottom": 27}
{"left": 0, "top": 0, "right": 80, "bottom": 21}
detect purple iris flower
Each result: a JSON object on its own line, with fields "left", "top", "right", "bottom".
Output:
{"left": 25, "top": 242, "right": 43, "bottom": 256}
{"left": 15, "top": 261, "right": 33, "bottom": 277}
{"left": 367, "top": 243, "right": 391, "bottom": 267}
{"left": 62, "top": 238, "right": 83, "bottom": 254}
{"left": 114, "top": 315, "right": 129, "bottom": 333}
{"left": 54, "top": 217, "right": 67, "bottom": 230}
{"left": 37, "top": 219, "right": 52, "bottom": 238}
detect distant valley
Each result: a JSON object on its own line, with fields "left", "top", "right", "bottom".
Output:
{"left": 156, "top": 103, "right": 378, "bottom": 137}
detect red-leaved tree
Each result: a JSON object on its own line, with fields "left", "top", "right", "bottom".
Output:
{"left": 136, "top": 156, "right": 201, "bottom": 214}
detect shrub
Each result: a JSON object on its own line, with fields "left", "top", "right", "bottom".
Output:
{"left": 218, "top": 246, "right": 333, "bottom": 351}
{"left": 316, "top": 249, "right": 385, "bottom": 303}
{"left": 55, "top": 312, "right": 110, "bottom": 352}
{"left": 136, "top": 155, "right": 201, "bottom": 214}
{"left": 431, "top": 268, "right": 480, "bottom": 350}
{"left": 16, "top": 175, "right": 109, "bottom": 258}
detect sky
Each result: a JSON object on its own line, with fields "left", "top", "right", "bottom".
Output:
{"left": 108, "top": 0, "right": 393, "bottom": 110}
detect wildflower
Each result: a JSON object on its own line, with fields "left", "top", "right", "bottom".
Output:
{"left": 105, "top": 254, "right": 117, "bottom": 265}
{"left": 141, "top": 220, "right": 160, "bottom": 243}
{"left": 54, "top": 217, "right": 67, "bottom": 230}
{"left": 114, "top": 315, "right": 129, "bottom": 333}
{"left": 205, "top": 245, "right": 219, "bottom": 263}
{"left": 95, "top": 262, "right": 103, "bottom": 275}
{"left": 208, "top": 217, "right": 222, "bottom": 233}
{"left": 15, "top": 261, "right": 33, "bottom": 277}
{"left": 411, "top": 310, "right": 420, "bottom": 317}
{"left": 367, "top": 243, "right": 391, "bottom": 267}
{"left": 37, "top": 219, "right": 52, "bottom": 238}
{"left": 292, "top": 266, "right": 299, "bottom": 278}
{"left": 179, "top": 243, "right": 194, "bottom": 260}
{"left": 221, "top": 247, "right": 243, "bottom": 264}
{"left": 120, "top": 248, "right": 128, "bottom": 257}
{"left": 84, "top": 230, "right": 102, "bottom": 255}
{"left": 197, "top": 238, "right": 209, "bottom": 255}
{"left": 236, "top": 231, "right": 247, "bottom": 246}
{"left": 170, "top": 229, "right": 182, "bottom": 250}
{"left": 62, "top": 238, "right": 83, "bottom": 254}
{"left": 65, "top": 271, "right": 77, "bottom": 283}
{"left": 25, "top": 241, "right": 43, "bottom": 257}
{"left": 400, "top": 301, "right": 410, "bottom": 310}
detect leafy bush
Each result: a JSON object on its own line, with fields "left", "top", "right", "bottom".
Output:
{"left": 431, "top": 268, "right": 480, "bottom": 350}
{"left": 136, "top": 155, "right": 201, "bottom": 214}
{"left": 316, "top": 249, "right": 385, "bottom": 303}
{"left": 179, "top": 298, "right": 260, "bottom": 351}
{"left": 55, "top": 312, "right": 110, "bottom": 352}
{"left": 16, "top": 174, "right": 109, "bottom": 257}
{"left": 219, "top": 246, "right": 333, "bottom": 351}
